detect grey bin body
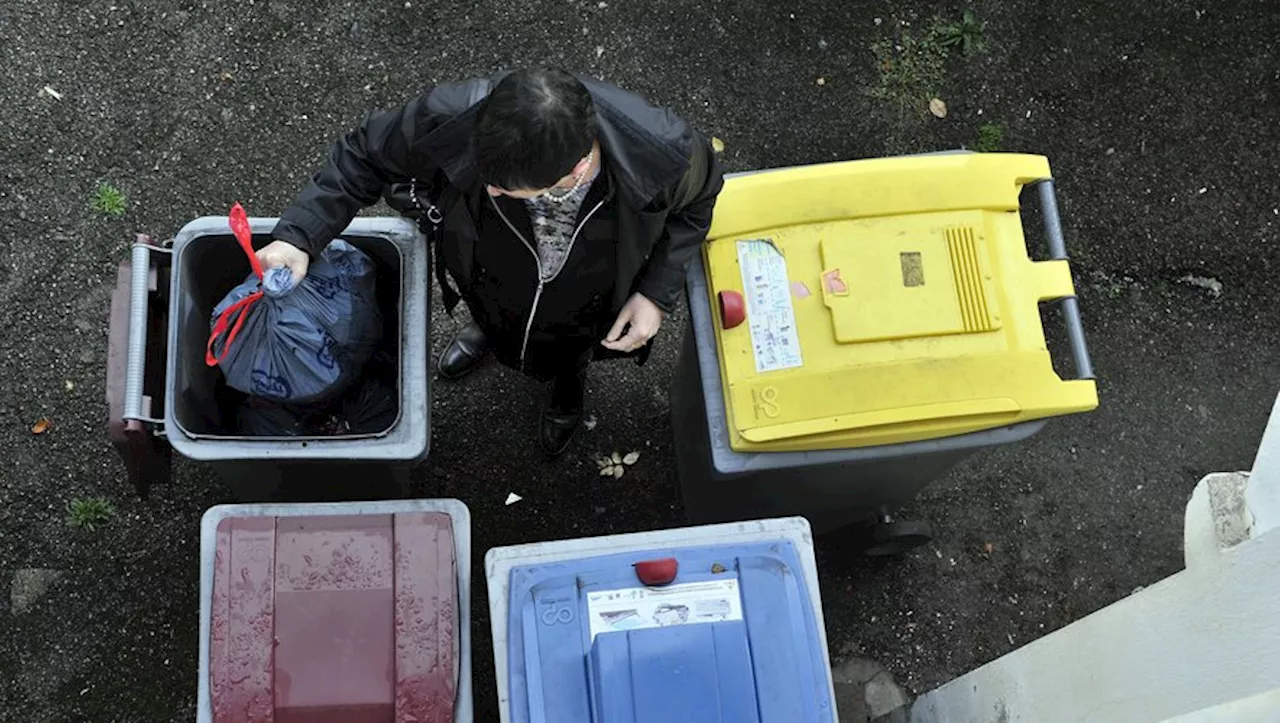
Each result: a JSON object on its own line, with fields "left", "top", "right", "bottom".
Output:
{"left": 164, "top": 216, "right": 429, "bottom": 500}
{"left": 670, "top": 252, "right": 1046, "bottom": 535}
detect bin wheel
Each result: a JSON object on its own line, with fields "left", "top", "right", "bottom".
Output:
{"left": 863, "top": 520, "right": 934, "bottom": 557}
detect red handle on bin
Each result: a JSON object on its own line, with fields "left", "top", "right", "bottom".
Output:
{"left": 206, "top": 203, "right": 265, "bottom": 367}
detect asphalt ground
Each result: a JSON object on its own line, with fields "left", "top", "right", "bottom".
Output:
{"left": 2, "top": 0, "right": 1278, "bottom": 720}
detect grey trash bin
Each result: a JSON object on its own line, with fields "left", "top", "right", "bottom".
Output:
{"left": 108, "top": 215, "right": 429, "bottom": 501}
{"left": 670, "top": 158, "right": 1096, "bottom": 551}
{"left": 671, "top": 253, "right": 1047, "bottom": 541}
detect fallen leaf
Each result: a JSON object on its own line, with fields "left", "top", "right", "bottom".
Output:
{"left": 505, "top": 492, "right": 523, "bottom": 506}
{"left": 31, "top": 417, "right": 52, "bottom": 435}
{"left": 815, "top": 77, "right": 826, "bottom": 86}
{"left": 711, "top": 136, "right": 726, "bottom": 153}
{"left": 611, "top": 451, "right": 622, "bottom": 464}
{"left": 583, "top": 413, "right": 598, "bottom": 431}
{"left": 595, "top": 46, "right": 605, "bottom": 58}
{"left": 64, "top": 380, "right": 75, "bottom": 392}
{"left": 928, "top": 98, "right": 948, "bottom": 118}
{"left": 41, "top": 85, "right": 64, "bottom": 101}
{"left": 983, "top": 542, "right": 995, "bottom": 554}
{"left": 219, "top": 71, "right": 233, "bottom": 81}
{"left": 622, "top": 451, "right": 640, "bottom": 466}
{"left": 711, "top": 563, "right": 726, "bottom": 574}
{"left": 611, "top": 465, "right": 625, "bottom": 479}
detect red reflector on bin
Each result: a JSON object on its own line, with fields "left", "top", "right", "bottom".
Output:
{"left": 633, "top": 557, "right": 679, "bottom": 586}
{"left": 210, "top": 513, "right": 457, "bottom": 722}
{"left": 718, "top": 290, "right": 746, "bottom": 330}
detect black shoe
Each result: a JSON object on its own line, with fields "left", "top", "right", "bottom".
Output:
{"left": 438, "top": 322, "right": 487, "bottom": 379}
{"left": 539, "top": 372, "right": 585, "bottom": 457}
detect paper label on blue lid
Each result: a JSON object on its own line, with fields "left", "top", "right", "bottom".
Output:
{"left": 738, "top": 239, "right": 803, "bottom": 373}
{"left": 586, "top": 579, "right": 744, "bottom": 642}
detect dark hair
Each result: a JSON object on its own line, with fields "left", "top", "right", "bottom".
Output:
{"left": 473, "top": 68, "right": 598, "bottom": 191}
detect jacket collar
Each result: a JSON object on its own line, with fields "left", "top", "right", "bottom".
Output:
{"left": 421, "top": 73, "right": 691, "bottom": 208}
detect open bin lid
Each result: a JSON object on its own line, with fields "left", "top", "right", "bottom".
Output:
{"left": 493, "top": 519, "right": 835, "bottom": 723}
{"left": 197, "top": 500, "right": 473, "bottom": 723}
{"left": 702, "top": 153, "right": 1099, "bottom": 453}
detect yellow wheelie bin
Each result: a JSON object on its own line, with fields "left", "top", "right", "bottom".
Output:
{"left": 670, "top": 152, "right": 1098, "bottom": 554}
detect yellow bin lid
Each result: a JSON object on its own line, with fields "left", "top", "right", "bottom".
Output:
{"left": 703, "top": 153, "right": 1098, "bottom": 452}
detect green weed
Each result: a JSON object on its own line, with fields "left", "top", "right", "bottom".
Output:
{"left": 936, "top": 10, "right": 987, "bottom": 56}
{"left": 90, "top": 182, "right": 127, "bottom": 218}
{"left": 869, "top": 31, "right": 947, "bottom": 114}
{"left": 869, "top": 10, "right": 990, "bottom": 135}
{"left": 973, "top": 122, "right": 1005, "bottom": 152}
{"left": 67, "top": 497, "right": 115, "bottom": 531}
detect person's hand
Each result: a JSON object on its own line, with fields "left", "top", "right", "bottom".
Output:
{"left": 256, "top": 240, "right": 310, "bottom": 284}
{"left": 602, "top": 293, "right": 665, "bottom": 353}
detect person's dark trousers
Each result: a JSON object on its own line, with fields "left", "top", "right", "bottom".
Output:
{"left": 540, "top": 366, "right": 586, "bottom": 457}
{"left": 437, "top": 318, "right": 588, "bottom": 457}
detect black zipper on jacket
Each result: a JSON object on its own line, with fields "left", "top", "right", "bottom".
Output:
{"left": 488, "top": 195, "right": 606, "bottom": 371}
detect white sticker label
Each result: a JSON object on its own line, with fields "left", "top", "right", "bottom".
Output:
{"left": 737, "top": 239, "right": 803, "bottom": 373}
{"left": 585, "top": 579, "right": 744, "bottom": 642}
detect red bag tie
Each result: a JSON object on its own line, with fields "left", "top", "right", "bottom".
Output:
{"left": 206, "top": 203, "right": 265, "bottom": 366}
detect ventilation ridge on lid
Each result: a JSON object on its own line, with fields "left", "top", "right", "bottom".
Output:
{"left": 945, "top": 226, "right": 996, "bottom": 333}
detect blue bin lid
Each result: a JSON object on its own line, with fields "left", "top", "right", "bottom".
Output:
{"left": 505, "top": 540, "right": 835, "bottom": 723}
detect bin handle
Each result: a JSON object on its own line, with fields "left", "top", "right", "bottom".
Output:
{"left": 1033, "top": 179, "right": 1095, "bottom": 381}
{"left": 123, "top": 237, "right": 167, "bottom": 424}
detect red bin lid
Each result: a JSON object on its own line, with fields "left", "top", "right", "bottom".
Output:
{"left": 209, "top": 512, "right": 458, "bottom": 722}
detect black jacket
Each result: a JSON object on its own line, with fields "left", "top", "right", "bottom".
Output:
{"left": 271, "top": 72, "right": 724, "bottom": 319}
